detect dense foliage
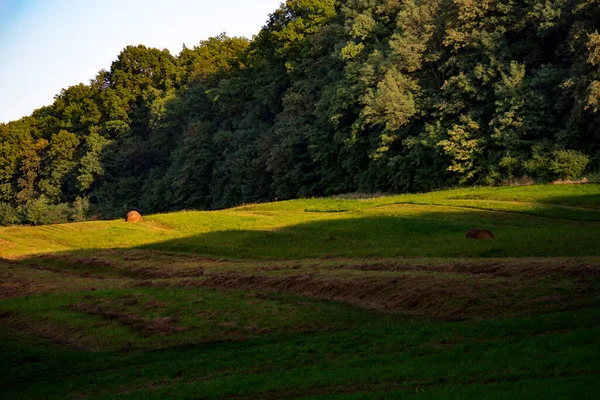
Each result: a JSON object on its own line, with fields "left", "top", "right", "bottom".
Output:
{"left": 1, "top": 0, "right": 599, "bottom": 223}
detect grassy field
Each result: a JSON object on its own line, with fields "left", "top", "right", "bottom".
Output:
{"left": 1, "top": 184, "right": 600, "bottom": 398}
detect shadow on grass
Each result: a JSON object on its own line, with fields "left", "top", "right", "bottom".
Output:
{"left": 1, "top": 206, "right": 599, "bottom": 261}
{"left": 543, "top": 193, "right": 600, "bottom": 210}
{"left": 134, "top": 212, "right": 600, "bottom": 259}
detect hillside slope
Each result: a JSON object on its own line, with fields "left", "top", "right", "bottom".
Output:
{"left": 1, "top": 184, "right": 600, "bottom": 399}
{"left": 1, "top": 184, "right": 599, "bottom": 259}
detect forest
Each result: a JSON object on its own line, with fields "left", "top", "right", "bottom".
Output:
{"left": 1, "top": 0, "right": 599, "bottom": 225}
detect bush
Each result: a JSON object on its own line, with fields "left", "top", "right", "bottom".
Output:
{"left": 524, "top": 145, "right": 552, "bottom": 182}
{"left": 23, "top": 197, "right": 70, "bottom": 225}
{"left": 0, "top": 203, "right": 21, "bottom": 226}
{"left": 585, "top": 171, "right": 600, "bottom": 183}
{"left": 549, "top": 149, "right": 590, "bottom": 180}
{"left": 46, "top": 203, "right": 71, "bottom": 224}
{"left": 70, "top": 197, "right": 90, "bottom": 222}
{"left": 525, "top": 146, "right": 590, "bottom": 182}
{"left": 24, "top": 197, "right": 50, "bottom": 225}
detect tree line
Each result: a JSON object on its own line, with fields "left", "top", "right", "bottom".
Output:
{"left": 1, "top": 0, "right": 599, "bottom": 225}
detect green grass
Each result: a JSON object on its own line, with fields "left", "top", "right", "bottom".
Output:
{"left": 1, "top": 183, "right": 600, "bottom": 398}
{"left": 2, "top": 308, "right": 599, "bottom": 399}
{"left": 0, "top": 287, "right": 380, "bottom": 351}
{"left": 0, "top": 183, "right": 599, "bottom": 259}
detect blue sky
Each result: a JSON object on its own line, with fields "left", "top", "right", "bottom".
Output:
{"left": 0, "top": 0, "right": 282, "bottom": 123}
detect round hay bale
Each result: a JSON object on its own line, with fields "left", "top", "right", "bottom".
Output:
{"left": 466, "top": 228, "right": 494, "bottom": 239}
{"left": 125, "top": 210, "right": 143, "bottom": 222}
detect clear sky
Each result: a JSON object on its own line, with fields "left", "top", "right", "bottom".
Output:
{"left": 0, "top": 0, "right": 283, "bottom": 123}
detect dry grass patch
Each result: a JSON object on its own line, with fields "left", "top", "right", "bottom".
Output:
{"left": 69, "top": 302, "right": 185, "bottom": 337}
{"left": 0, "top": 311, "right": 105, "bottom": 350}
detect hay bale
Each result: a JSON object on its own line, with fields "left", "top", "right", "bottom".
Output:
{"left": 125, "top": 210, "right": 143, "bottom": 222}
{"left": 466, "top": 228, "right": 494, "bottom": 239}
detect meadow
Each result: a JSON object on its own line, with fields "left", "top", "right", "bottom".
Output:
{"left": 1, "top": 184, "right": 600, "bottom": 399}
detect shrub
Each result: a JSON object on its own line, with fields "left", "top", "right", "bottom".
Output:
{"left": 24, "top": 196, "right": 50, "bottom": 225}
{"left": 23, "top": 197, "right": 71, "bottom": 225}
{"left": 0, "top": 203, "right": 21, "bottom": 226}
{"left": 549, "top": 149, "right": 590, "bottom": 180}
{"left": 46, "top": 203, "right": 71, "bottom": 224}
{"left": 524, "top": 145, "right": 552, "bottom": 182}
{"left": 71, "top": 197, "right": 90, "bottom": 222}
{"left": 525, "top": 146, "right": 590, "bottom": 182}
{"left": 585, "top": 171, "right": 600, "bottom": 183}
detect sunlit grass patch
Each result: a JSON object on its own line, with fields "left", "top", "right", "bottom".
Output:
{"left": 1, "top": 184, "right": 599, "bottom": 259}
